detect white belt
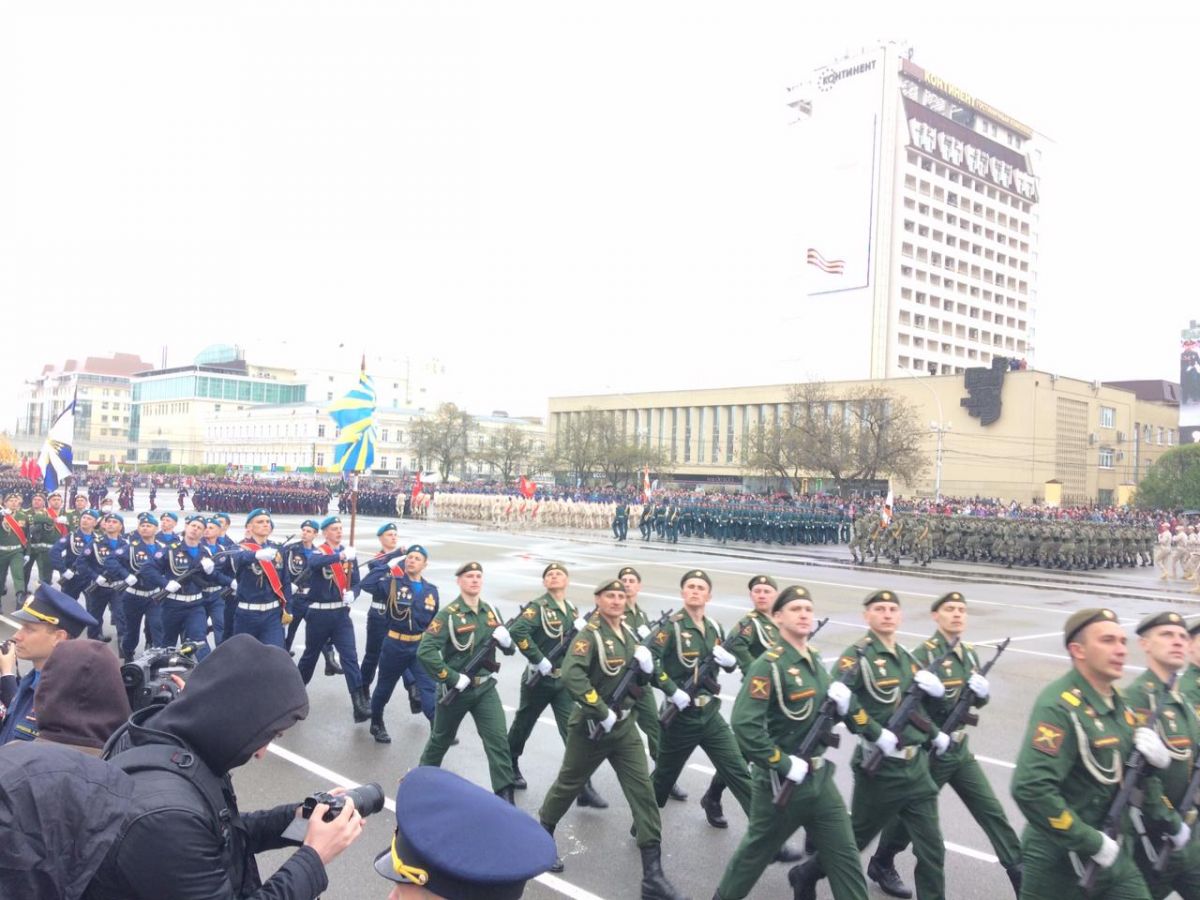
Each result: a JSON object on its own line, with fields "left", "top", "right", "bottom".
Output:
{"left": 167, "top": 593, "right": 203, "bottom": 603}
{"left": 126, "top": 587, "right": 156, "bottom": 597}
{"left": 239, "top": 601, "right": 280, "bottom": 612}
{"left": 202, "top": 585, "right": 223, "bottom": 594}
{"left": 309, "top": 602, "right": 345, "bottom": 611}
{"left": 370, "top": 602, "right": 386, "bottom": 613}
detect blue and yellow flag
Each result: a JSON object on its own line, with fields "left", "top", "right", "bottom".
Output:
{"left": 328, "top": 366, "right": 377, "bottom": 472}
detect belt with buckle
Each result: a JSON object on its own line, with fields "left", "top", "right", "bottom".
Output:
{"left": 309, "top": 602, "right": 344, "bottom": 611}
{"left": 860, "top": 736, "right": 918, "bottom": 762}
{"left": 202, "top": 585, "right": 223, "bottom": 594}
{"left": 239, "top": 601, "right": 280, "bottom": 612}
{"left": 126, "top": 587, "right": 156, "bottom": 597}
{"left": 370, "top": 602, "right": 387, "bottom": 613}
{"left": 167, "top": 593, "right": 202, "bottom": 603}
{"left": 472, "top": 673, "right": 493, "bottom": 687}
{"left": 387, "top": 630, "right": 422, "bottom": 642}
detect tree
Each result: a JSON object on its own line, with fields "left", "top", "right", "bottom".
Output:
{"left": 410, "top": 403, "right": 475, "bottom": 481}
{"left": 1135, "top": 443, "right": 1200, "bottom": 510}
{"left": 743, "top": 382, "right": 928, "bottom": 493}
{"left": 476, "top": 424, "right": 535, "bottom": 485}
{"left": 548, "top": 408, "right": 666, "bottom": 487}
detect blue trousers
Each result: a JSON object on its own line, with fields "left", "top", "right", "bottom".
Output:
{"left": 121, "top": 594, "right": 164, "bottom": 661}
{"left": 232, "top": 604, "right": 285, "bottom": 649}
{"left": 370, "top": 638, "right": 436, "bottom": 722}
{"left": 360, "top": 607, "right": 388, "bottom": 689}
{"left": 202, "top": 589, "right": 226, "bottom": 645}
{"left": 87, "top": 586, "right": 127, "bottom": 642}
{"left": 297, "top": 607, "right": 362, "bottom": 691}
{"left": 161, "top": 599, "right": 211, "bottom": 660}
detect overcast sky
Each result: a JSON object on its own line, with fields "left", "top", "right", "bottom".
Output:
{"left": 0, "top": 1, "right": 1190, "bottom": 429}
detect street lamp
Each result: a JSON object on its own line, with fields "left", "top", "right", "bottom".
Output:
{"left": 899, "top": 366, "right": 949, "bottom": 503}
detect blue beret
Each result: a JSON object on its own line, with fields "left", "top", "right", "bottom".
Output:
{"left": 81, "top": 509, "right": 100, "bottom": 520}
{"left": 246, "top": 508, "right": 273, "bottom": 527}
{"left": 373, "top": 767, "right": 556, "bottom": 896}
{"left": 12, "top": 584, "right": 98, "bottom": 637}
{"left": 205, "top": 517, "right": 222, "bottom": 528}
{"left": 406, "top": 544, "right": 428, "bottom": 559}
{"left": 137, "top": 512, "right": 159, "bottom": 526}
{"left": 376, "top": 522, "right": 398, "bottom": 537}
{"left": 300, "top": 518, "right": 320, "bottom": 532}
{"left": 185, "top": 514, "right": 205, "bottom": 525}
{"left": 215, "top": 512, "right": 231, "bottom": 524}
{"left": 319, "top": 516, "right": 341, "bottom": 530}
{"left": 159, "top": 511, "right": 178, "bottom": 522}
{"left": 102, "top": 512, "right": 124, "bottom": 525}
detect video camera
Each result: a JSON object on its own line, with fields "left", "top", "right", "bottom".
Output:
{"left": 120, "top": 642, "right": 204, "bottom": 710}
{"left": 281, "top": 783, "right": 386, "bottom": 840}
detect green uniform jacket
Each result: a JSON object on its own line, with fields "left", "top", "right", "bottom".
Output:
{"left": 561, "top": 614, "right": 649, "bottom": 724}
{"left": 418, "top": 595, "right": 509, "bottom": 687}
{"left": 731, "top": 640, "right": 870, "bottom": 779}
{"left": 25, "top": 510, "right": 59, "bottom": 548}
{"left": 0, "top": 511, "right": 30, "bottom": 550}
{"left": 913, "top": 631, "right": 989, "bottom": 754}
{"left": 651, "top": 611, "right": 727, "bottom": 699}
{"left": 725, "top": 611, "right": 780, "bottom": 675}
{"left": 836, "top": 632, "right": 927, "bottom": 749}
{"left": 1011, "top": 668, "right": 1181, "bottom": 857}
{"left": 1128, "top": 668, "right": 1200, "bottom": 809}
{"left": 509, "top": 591, "right": 580, "bottom": 668}
{"left": 624, "top": 601, "right": 655, "bottom": 639}
{"left": 1178, "top": 662, "right": 1200, "bottom": 720}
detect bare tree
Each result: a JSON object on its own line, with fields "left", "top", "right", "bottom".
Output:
{"left": 410, "top": 403, "right": 476, "bottom": 482}
{"left": 549, "top": 409, "right": 667, "bottom": 487}
{"left": 476, "top": 424, "right": 535, "bottom": 485}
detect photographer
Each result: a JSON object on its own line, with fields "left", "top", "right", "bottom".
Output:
{"left": 33, "top": 638, "right": 131, "bottom": 755}
{"left": 85, "top": 634, "right": 366, "bottom": 900}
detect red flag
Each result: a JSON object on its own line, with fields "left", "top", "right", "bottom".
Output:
{"left": 519, "top": 475, "right": 536, "bottom": 499}
{"left": 29, "top": 459, "right": 41, "bottom": 485}
{"left": 19, "top": 457, "right": 29, "bottom": 480}
{"left": 411, "top": 473, "right": 423, "bottom": 499}
{"left": 641, "top": 467, "right": 652, "bottom": 503}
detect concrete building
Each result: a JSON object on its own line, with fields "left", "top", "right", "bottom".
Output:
{"left": 786, "top": 43, "right": 1040, "bottom": 381}
{"left": 548, "top": 365, "right": 1179, "bottom": 505}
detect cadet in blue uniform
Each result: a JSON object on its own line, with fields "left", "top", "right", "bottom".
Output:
{"left": 373, "top": 766, "right": 557, "bottom": 898}
{"left": 367, "top": 544, "right": 440, "bottom": 743}
{"left": 155, "top": 514, "right": 220, "bottom": 659}
{"left": 120, "top": 512, "right": 169, "bottom": 661}
{"left": 155, "top": 510, "right": 181, "bottom": 547}
{"left": 0, "top": 584, "right": 98, "bottom": 745}
{"left": 49, "top": 507, "right": 102, "bottom": 608}
{"left": 84, "top": 512, "right": 130, "bottom": 644}
{"left": 283, "top": 518, "right": 319, "bottom": 653}
{"left": 300, "top": 515, "right": 371, "bottom": 723}
{"left": 359, "top": 522, "right": 407, "bottom": 697}
{"left": 228, "top": 508, "right": 287, "bottom": 648}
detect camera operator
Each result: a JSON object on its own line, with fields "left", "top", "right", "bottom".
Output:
{"left": 0, "top": 585, "right": 99, "bottom": 745}
{"left": 85, "top": 634, "right": 366, "bottom": 900}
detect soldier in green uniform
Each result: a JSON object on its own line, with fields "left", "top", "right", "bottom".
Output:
{"left": 1129, "top": 611, "right": 1200, "bottom": 900}
{"left": 789, "top": 588, "right": 951, "bottom": 900}
{"left": 715, "top": 585, "right": 868, "bottom": 900}
{"left": 507, "top": 562, "right": 607, "bottom": 808}
{"left": 536, "top": 578, "right": 687, "bottom": 900}
{"left": 0, "top": 491, "right": 31, "bottom": 607}
{"left": 1181, "top": 619, "right": 1200, "bottom": 717}
{"left": 417, "top": 561, "right": 518, "bottom": 800}
{"left": 870, "top": 591, "right": 1023, "bottom": 897}
{"left": 65, "top": 493, "right": 88, "bottom": 533}
{"left": 23, "top": 492, "right": 59, "bottom": 587}
{"left": 1011, "top": 608, "right": 1182, "bottom": 900}
{"left": 650, "top": 570, "right": 754, "bottom": 829}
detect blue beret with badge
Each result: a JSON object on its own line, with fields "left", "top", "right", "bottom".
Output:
{"left": 185, "top": 514, "right": 205, "bottom": 525}
{"left": 11, "top": 584, "right": 98, "bottom": 638}
{"left": 81, "top": 509, "right": 100, "bottom": 521}
{"left": 373, "top": 767, "right": 556, "bottom": 898}
{"left": 407, "top": 544, "right": 428, "bottom": 559}
{"left": 159, "top": 511, "right": 178, "bottom": 522}
{"left": 102, "top": 512, "right": 124, "bottom": 526}
{"left": 319, "top": 515, "right": 341, "bottom": 531}
{"left": 377, "top": 522, "right": 398, "bottom": 537}
{"left": 300, "top": 518, "right": 320, "bottom": 532}
{"left": 137, "top": 512, "right": 159, "bottom": 526}
{"left": 245, "top": 508, "right": 273, "bottom": 527}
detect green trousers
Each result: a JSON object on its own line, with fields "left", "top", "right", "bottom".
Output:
{"left": 651, "top": 701, "right": 751, "bottom": 813}
{"left": 878, "top": 743, "right": 1021, "bottom": 869}
{"left": 1135, "top": 832, "right": 1200, "bottom": 900}
{"left": 850, "top": 751, "right": 945, "bottom": 900}
{"left": 419, "top": 680, "right": 514, "bottom": 792}
{"left": 635, "top": 689, "right": 660, "bottom": 759}
{"left": 507, "top": 674, "right": 573, "bottom": 759}
{"left": 716, "top": 762, "right": 867, "bottom": 900}
{"left": 1019, "top": 830, "right": 1149, "bottom": 900}
{"left": 538, "top": 712, "right": 661, "bottom": 847}
{"left": 0, "top": 549, "right": 25, "bottom": 598}
{"left": 23, "top": 548, "right": 51, "bottom": 587}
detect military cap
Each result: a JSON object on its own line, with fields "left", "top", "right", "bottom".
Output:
{"left": 931, "top": 591, "right": 966, "bottom": 612}
{"left": 81, "top": 508, "right": 100, "bottom": 521}
{"left": 772, "top": 584, "right": 812, "bottom": 614}
{"left": 185, "top": 514, "right": 205, "bottom": 525}
{"left": 376, "top": 522, "right": 398, "bottom": 537}
{"left": 681, "top": 569, "right": 712, "bottom": 588}
{"left": 1188, "top": 618, "right": 1200, "bottom": 638}
{"left": 456, "top": 561, "right": 483, "bottom": 576}
{"left": 245, "top": 508, "right": 272, "bottom": 526}
{"left": 215, "top": 512, "right": 231, "bottom": 524}
{"left": 300, "top": 518, "right": 320, "bottom": 532}
{"left": 748, "top": 574, "right": 778, "bottom": 591}
{"left": 4, "top": 491, "right": 20, "bottom": 502}
{"left": 407, "top": 544, "right": 429, "bottom": 559}
{"left": 1063, "top": 608, "right": 1119, "bottom": 646}
{"left": 617, "top": 566, "right": 641, "bottom": 581}
{"left": 374, "top": 767, "right": 557, "bottom": 896}
{"left": 159, "top": 511, "right": 178, "bottom": 522}
{"left": 863, "top": 589, "right": 899, "bottom": 607}
{"left": 137, "top": 512, "right": 159, "bottom": 526}
{"left": 319, "top": 515, "right": 341, "bottom": 530}
{"left": 102, "top": 512, "right": 124, "bottom": 525}
{"left": 31, "top": 491, "right": 46, "bottom": 501}
{"left": 1135, "top": 610, "right": 1187, "bottom": 636}
{"left": 11, "top": 584, "right": 98, "bottom": 637}
{"left": 542, "top": 562, "right": 568, "bottom": 578}
{"left": 594, "top": 578, "right": 626, "bottom": 596}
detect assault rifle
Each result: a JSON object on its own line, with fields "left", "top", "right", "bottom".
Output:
{"left": 149, "top": 537, "right": 293, "bottom": 603}
{"left": 862, "top": 637, "right": 960, "bottom": 777}
{"left": 1154, "top": 743, "right": 1200, "bottom": 872}
{"left": 588, "top": 609, "right": 673, "bottom": 741}
{"left": 938, "top": 638, "right": 1010, "bottom": 737}
{"left": 439, "top": 602, "right": 535, "bottom": 706}
{"left": 1080, "top": 672, "right": 1177, "bottom": 894}
{"left": 525, "top": 605, "right": 598, "bottom": 690}
{"left": 660, "top": 648, "right": 722, "bottom": 730}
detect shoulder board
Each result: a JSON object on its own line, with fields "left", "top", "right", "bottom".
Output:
{"left": 923, "top": 639, "right": 938, "bottom": 650}
{"left": 965, "top": 642, "right": 974, "bottom": 652}
{"left": 1060, "top": 690, "right": 1082, "bottom": 708}
{"left": 746, "top": 611, "right": 760, "bottom": 620}
{"left": 853, "top": 635, "right": 872, "bottom": 650}
{"left": 764, "top": 648, "right": 781, "bottom": 661}
{"left": 669, "top": 612, "right": 685, "bottom": 623}
{"left": 586, "top": 620, "right": 600, "bottom": 631}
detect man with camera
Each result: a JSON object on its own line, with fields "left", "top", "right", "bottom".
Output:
{"left": 85, "top": 634, "right": 367, "bottom": 900}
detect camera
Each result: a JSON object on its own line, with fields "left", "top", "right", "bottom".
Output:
{"left": 282, "top": 783, "right": 386, "bottom": 841}
{"left": 120, "top": 642, "right": 203, "bottom": 710}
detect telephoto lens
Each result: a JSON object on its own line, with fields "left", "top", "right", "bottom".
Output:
{"left": 334, "top": 783, "right": 386, "bottom": 821}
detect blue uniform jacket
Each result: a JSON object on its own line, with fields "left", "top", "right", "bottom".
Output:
{"left": 0, "top": 670, "right": 39, "bottom": 745}
{"left": 384, "top": 575, "right": 439, "bottom": 633}
{"left": 153, "top": 542, "right": 219, "bottom": 596}
{"left": 230, "top": 541, "right": 286, "bottom": 605}
{"left": 359, "top": 549, "right": 408, "bottom": 600}
{"left": 125, "top": 536, "right": 168, "bottom": 590}
{"left": 49, "top": 531, "right": 102, "bottom": 594}
{"left": 99, "top": 536, "right": 132, "bottom": 581}
{"left": 306, "top": 545, "right": 360, "bottom": 603}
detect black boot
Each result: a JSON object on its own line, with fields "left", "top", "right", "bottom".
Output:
{"left": 576, "top": 779, "right": 609, "bottom": 809}
{"left": 867, "top": 849, "right": 913, "bottom": 899}
{"left": 1006, "top": 863, "right": 1022, "bottom": 896}
{"left": 639, "top": 842, "right": 688, "bottom": 900}
{"left": 351, "top": 689, "right": 371, "bottom": 724}
{"left": 541, "top": 821, "right": 564, "bottom": 873}
{"left": 370, "top": 719, "right": 391, "bottom": 744}
{"left": 787, "top": 856, "right": 822, "bottom": 900}
{"left": 668, "top": 782, "right": 688, "bottom": 801}
{"left": 407, "top": 681, "right": 423, "bottom": 714}
{"left": 495, "top": 785, "right": 515, "bottom": 805}
{"left": 699, "top": 778, "right": 727, "bottom": 828}
{"left": 511, "top": 756, "right": 528, "bottom": 790}
{"left": 323, "top": 645, "right": 343, "bottom": 676}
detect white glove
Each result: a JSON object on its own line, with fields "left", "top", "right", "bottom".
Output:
{"left": 535, "top": 657, "right": 553, "bottom": 676}
{"left": 51, "top": 570, "right": 62, "bottom": 584}
{"left": 22, "top": 555, "right": 28, "bottom": 564}
{"left": 874, "top": 729, "right": 899, "bottom": 756}
{"left": 636, "top": 624, "right": 650, "bottom": 639}
{"left": 454, "top": 673, "right": 470, "bottom": 692}
{"left": 55, "top": 516, "right": 68, "bottom": 525}
{"left": 968, "top": 672, "right": 990, "bottom": 699}
{"left": 670, "top": 688, "right": 691, "bottom": 711}
{"left": 1171, "top": 822, "right": 1192, "bottom": 850}
{"left": 827, "top": 681, "right": 851, "bottom": 717}
{"left": 200, "top": 557, "right": 215, "bottom": 574}
{"left": 342, "top": 589, "right": 355, "bottom": 605}
{"left": 254, "top": 548, "right": 275, "bottom": 562}
{"left": 165, "top": 579, "right": 182, "bottom": 593}
{"left": 599, "top": 709, "right": 617, "bottom": 733}
{"left": 1135, "top": 727, "right": 1171, "bottom": 769}
{"left": 1091, "top": 833, "right": 1119, "bottom": 869}
{"left": 78, "top": 592, "right": 87, "bottom": 605}
{"left": 712, "top": 645, "right": 736, "bottom": 669}
{"left": 341, "top": 546, "right": 357, "bottom": 561}
{"left": 914, "top": 669, "right": 946, "bottom": 698}
{"left": 124, "top": 574, "right": 138, "bottom": 586}
{"left": 62, "top": 568, "right": 74, "bottom": 581}
{"left": 493, "top": 625, "right": 512, "bottom": 649}
{"left": 932, "top": 731, "right": 952, "bottom": 756}
{"left": 784, "top": 755, "right": 809, "bottom": 785}
{"left": 94, "top": 576, "right": 110, "bottom": 587}
{"left": 229, "top": 579, "right": 237, "bottom": 591}
{"left": 573, "top": 616, "right": 589, "bottom": 632}
{"left": 633, "top": 645, "right": 654, "bottom": 674}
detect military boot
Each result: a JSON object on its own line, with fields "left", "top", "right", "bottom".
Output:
{"left": 668, "top": 782, "right": 688, "bottom": 801}
{"left": 407, "top": 681, "right": 423, "bottom": 714}
{"left": 576, "top": 779, "right": 609, "bottom": 809}
{"left": 511, "top": 756, "right": 528, "bottom": 790}
{"left": 350, "top": 689, "right": 372, "bottom": 723}
{"left": 699, "top": 778, "right": 727, "bottom": 828}
{"left": 1005, "top": 863, "right": 1022, "bottom": 897}
{"left": 323, "top": 645, "right": 343, "bottom": 676}
{"left": 369, "top": 718, "right": 391, "bottom": 744}
{"left": 866, "top": 849, "right": 912, "bottom": 899}
{"left": 639, "top": 842, "right": 688, "bottom": 900}
{"left": 787, "top": 857, "right": 822, "bottom": 900}
{"left": 541, "top": 821, "right": 564, "bottom": 873}
{"left": 495, "top": 785, "right": 515, "bottom": 805}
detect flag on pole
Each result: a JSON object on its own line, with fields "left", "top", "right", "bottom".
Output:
{"left": 806, "top": 248, "right": 845, "bottom": 274}
{"left": 411, "top": 472, "right": 423, "bottom": 500}
{"left": 641, "top": 467, "right": 652, "bottom": 503}
{"left": 328, "top": 362, "right": 377, "bottom": 473}
{"left": 38, "top": 397, "right": 76, "bottom": 492}
{"left": 518, "top": 475, "right": 536, "bottom": 499}
{"left": 880, "top": 489, "right": 893, "bottom": 527}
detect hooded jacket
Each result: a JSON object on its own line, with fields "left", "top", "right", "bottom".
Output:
{"left": 84, "top": 635, "right": 323, "bottom": 900}
{"left": 34, "top": 639, "right": 131, "bottom": 754}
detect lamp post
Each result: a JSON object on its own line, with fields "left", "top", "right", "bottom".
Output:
{"left": 899, "top": 366, "right": 949, "bottom": 504}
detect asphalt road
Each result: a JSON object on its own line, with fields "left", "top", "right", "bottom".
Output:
{"left": 4, "top": 497, "right": 1196, "bottom": 900}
